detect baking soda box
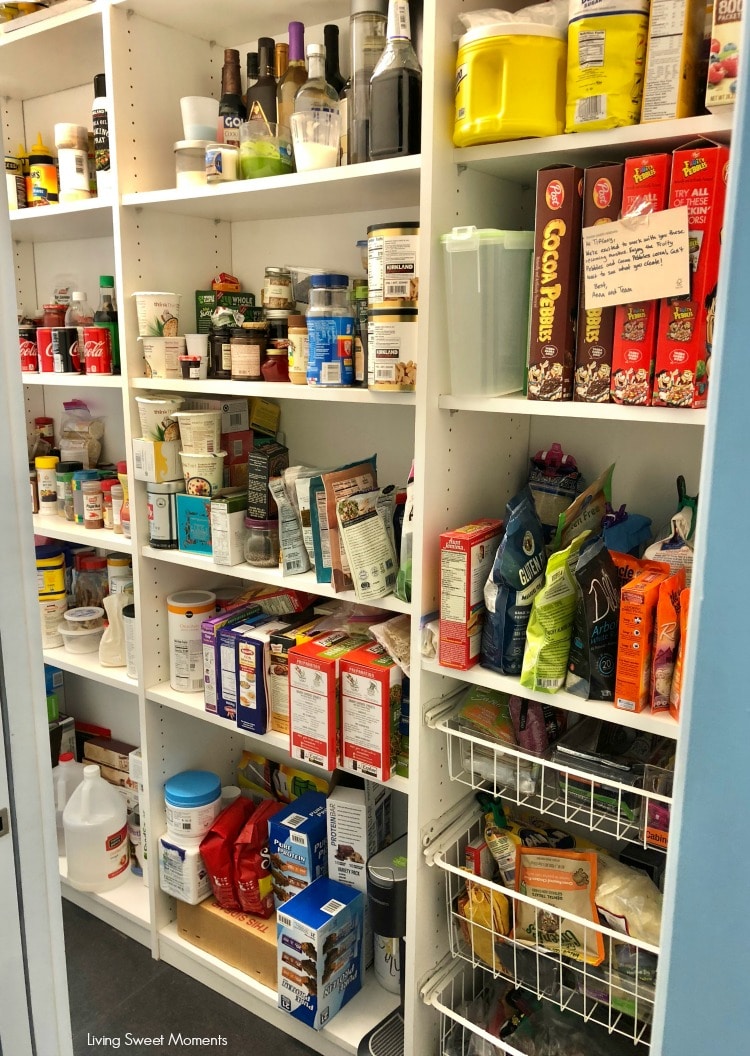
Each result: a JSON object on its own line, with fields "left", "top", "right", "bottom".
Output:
{"left": 653, "top": 140, "right": 730, "bottom": 408}
{"left": 611, "top": 154, "right": 671, "bottom": 405}
{"left": 439, "top": 519, "right": 503, "bottom": 670}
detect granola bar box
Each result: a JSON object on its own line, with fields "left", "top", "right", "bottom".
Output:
{"left": 574, "top": 162, "right": 624, "bottom": 402}
{"left": 610, "top": 154, "right": 671, "bottom": 405}
{"left": 653, "top": 140, "right": 730, "bottom": 408}
{"left": 268, "top": 791, "right": 328, "bottom": 909}
{"left": 276, "top": 876, "right": 363, "bottom": 1030}
{"left": 528, "top": 165, "right": 583, "bottom": 401}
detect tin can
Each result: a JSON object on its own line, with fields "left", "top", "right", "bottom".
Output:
{"left": 367, "top": 221, "right": 420, "bottom": 309}
{"left": 6, "top": 156, "right": 26, "bottom": 210}
{"left": 36, "top": 327, "right": 54, "bottom": 372}
{"left": 83, "top": 325, "right": 113, "bottom": 374}
{"left": 368, "top": 307, "right": 418, "bottom": 391}
{"left": 51, "top": 326, "right": 80, "bottom": 373}
{"left": 19, "top": 326, "right": 38, "bottom": 371}
{"left": 147, "top": 480, "right": 185, "bottom": 549}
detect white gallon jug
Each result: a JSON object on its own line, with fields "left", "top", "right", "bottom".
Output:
{"left": 63, "top": 764, "right": 129, "bottom": 892}
{"left": 52, "top": 752, "right": 86, "bottom": 854}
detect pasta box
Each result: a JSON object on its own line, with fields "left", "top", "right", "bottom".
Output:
{"left": 216, "top": 614, "right": 276, "bottom": 723}
{"left": 176, "top": 494, "right": 212, "bottom": 555}
{"left": 176, "top": 898, "right": 277, "bottom": 988}
{"left": 340, "top": 642, "right": 402, "bottom": 782}
{"left": 276, "top": 876, "right": 364, "bottom": 1030}
{"left": 201, "top": 603, "right": 261, "bottom": 714}
{"left": 268, "top": 791, "right": 328, "bottom": 908}
{"left": 439, "top": 519, "right": 503, "bottom": 670}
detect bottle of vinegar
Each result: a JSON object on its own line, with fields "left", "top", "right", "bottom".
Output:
{"left": 368, "top": 0, "right": 421, "bottom": 161}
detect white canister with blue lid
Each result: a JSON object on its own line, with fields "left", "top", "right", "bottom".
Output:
{"left": 164, "top": 769, "right": 221, "bottom": 839}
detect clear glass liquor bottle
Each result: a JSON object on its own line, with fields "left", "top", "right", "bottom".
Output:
{"left": 294, "top": 44, "right": 339, "bottom": 114}
{"left": 277, "top": 22, "right": 307, "bottom": 134}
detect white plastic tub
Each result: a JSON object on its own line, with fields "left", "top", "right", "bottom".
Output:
{"left": 60, "top": 624, "right": 105, "bottom": 654}
{"left": 441, "top": 226, "right": 534, "bottom": 396}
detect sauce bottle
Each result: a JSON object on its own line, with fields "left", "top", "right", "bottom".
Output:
{"left": 27, "top": 132, "right": 58, "bottom": 206}
{"left": 369, "top": 0, "right": 422, "bottom": 161}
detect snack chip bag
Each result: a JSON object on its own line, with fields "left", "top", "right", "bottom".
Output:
{"left": 199, "top": 796, "right": 255, "bottom": 910}
{"left": 527, "top": 443, "right": 584, "bottom": 546}
{"left": 553, "top": 464, "right": 614, "bottom": 552}
{"left": 234, "top": 798, "right": 284, "bottom": 917}
{"left": 644, "top": 508, "right": 694, "bottom": 586}
{"left": 650, "top": 569, "right": 687, "bottom": 712}
{"left": 566, "top": 537, "right": 621, "bottom": 700}
{"left": 566, "top": 0, "right": 649, "bottom": 133}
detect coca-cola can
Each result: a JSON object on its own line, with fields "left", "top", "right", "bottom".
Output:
{"left": 36, "top": 327, "right": 54, "bottom": 371}
{"left": 51, "top": 326, "right": 80, "bottom": 373}
{"left": 83, "top": 325, "right": 113, "bottom": 374}
{"left": 19, "top": 326, "right": 38, "bottom": 371}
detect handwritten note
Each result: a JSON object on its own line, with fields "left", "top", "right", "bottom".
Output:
{"left": 581, "top": 206, "right": 690, "bottom": 309}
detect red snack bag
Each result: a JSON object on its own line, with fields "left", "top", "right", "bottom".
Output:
{"left": 235, "top": 798, "right": 284, "bottom": 917}
{"left": 199, "top": 797, "right": 255, "bottom": 910}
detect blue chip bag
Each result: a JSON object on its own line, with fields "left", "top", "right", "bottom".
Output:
{"left": 481, "top": 488, "right": 547, "bottom": 676}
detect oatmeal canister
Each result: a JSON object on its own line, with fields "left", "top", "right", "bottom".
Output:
{"left": 368, "top": 308, "right": 418, "bottom": 391}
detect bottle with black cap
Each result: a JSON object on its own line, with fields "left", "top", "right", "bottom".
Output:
{"left": 246, "top": 37, "right": 277, "bottom": 124}
{"left": 92, "top": 73, "right": 112, "bottom": 196}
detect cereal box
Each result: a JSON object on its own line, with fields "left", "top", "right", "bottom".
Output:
{"left": 268, "top": 792, "right": 328, "bottom": 908}
{"left": 615, "top": 568, "right": 671, "bottom": 713}
{"left": 439, "top": 519, "right": 503, "bottom": 670}
{"left": 611, "top": 154, "right": 671, "bottom": 405}
{"left": 289, "top": 632, "right": 369, "bottom": 769}
{"left": 706, "top": 0, "right": 742, "bottom": 111}
{"left": 202, "top": 606, "right": 261, "bottom": 713}
{"left": 653, "top": 140, "right": 730, "bottom": 408}
{"left": 340, "top": 642, "right": 402, "bottom": 782}
{"left": 641, "top": 0, "right": 707, "bottom": 122}
{"left": 276, "top": 877, "right": 364, "bottom": 1030}
{"left": 217, "top": 614, "right": 275, "bottom": 722}
{"left": 528, "top": 165, "right": 583, "bottom": 401}
{"left": 574, "top": 162, "right": 624, "bottom": 402}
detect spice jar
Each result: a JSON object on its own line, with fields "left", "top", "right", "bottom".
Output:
{"left": 56, "top": 460, "right": 83, "bottom": 519}
{"left": 244, "top": 517, "right": 280, "bottom": 567}
{"left": 287, "top": 314, "right": 309, "bottom": 385}
{"left": 111, "top": 482, "right": 124, "bottom": 534}
{"left": 262, "top": 267, "right": 294, "bottom": 310}
{"left": 209, "top": 327, "right": 232, "bottom": 379}
{"left": 72, "top": 469, "right": 98, "bottom": 524}
{"left": 101, "top": 478, "right": 116, "bottom": 528}
{"left": 117, "top": 461, "right": 131, "bottom": 539}
{"left": 82, "top": 477, "right": 103, "bottom": 529}
{"left": 230, "top": 324, "right": 266, "bottom": 381}
{"left": 35, "top": 455, "right": 59, "bottom": 516}
{"left": 35, "top": 416, "right": 54, "bottom": 442}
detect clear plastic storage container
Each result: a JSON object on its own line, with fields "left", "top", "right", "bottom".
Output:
{"left": 441, "top": 226, "right": 534, "bottom": 397}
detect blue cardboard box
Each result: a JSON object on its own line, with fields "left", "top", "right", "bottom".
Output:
{"left": 176, "top": 494, "right": 212, "bottom": 555}
{"left": 216, "top": 614, "right": 275, "bottom": 722}
{"left": 268, "top": 791, "right": 328, "bottom": 908}
{"left": 277, "top": 876, "right": 363, "bottom": 1030}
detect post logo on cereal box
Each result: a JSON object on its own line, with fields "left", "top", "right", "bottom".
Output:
{"left": 593, "top": 178, "right": 612, "bottom": 209}
{"left": 545, "top": 179, "right": 565, "bottom": 210}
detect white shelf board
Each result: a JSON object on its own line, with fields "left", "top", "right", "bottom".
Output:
{"left": 438, "top": 392, "right": 708, "bottom": 425}
{"left": 141, "top": 546, "right": 412, "bottom": 616}
{"left": 421, "top": 658, "right": 679, "bottom": 739}
{"left": 121, "top": 155, "right": 421, "bottom": 222}
{"left": 147, "top": 681, "right": 287, "bottom": 750}
{"left": 131, "top": 377, "right": 416, "bottom": 406}
{"left": 42, "top": 646, "right": 138, "bottom": 693}
{"left": 59, "top": 855, "right": 151, "bottom": 947}
{"left": 159, "top": 922, "right": 400, "bottom": 1056}
{"left": 33, "top": 514, "right": 133, "bottom": 552}
{"left": 455, "top": 113, "right": 734, "bottom": 184}
{"left": 10, "top": 200, "right": 114, "bottom": 243}
{"left": 0, "top": 2, "right": 103, "bottom": 98}
{"left": 23, "top": 371, "right": 122, "bottom": 387}
{"left": 116, "top": 0, "right": 349, "bottom": 49}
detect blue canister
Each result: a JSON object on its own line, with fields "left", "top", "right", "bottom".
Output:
{"left": 164, "top": 769, "right": 221, "bottom": 840}
{"left": 306, "top": 273, "right": 354, "bottom": 386}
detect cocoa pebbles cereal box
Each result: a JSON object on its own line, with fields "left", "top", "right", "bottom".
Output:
{"left": 610, "top": 154, "right": 671, "bottom": 405}
{"left": 653, "top": 140, "right": 730, "bottom": 409}
{"left": 574, "top": 162, "right": 624, "bottom": 402}
{"left": 528, "top": 166, "right": 583, "bottom": 401}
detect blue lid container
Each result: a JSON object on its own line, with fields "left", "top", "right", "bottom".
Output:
{"left": 164, "top": 770, "right": 221, "bottom": 808}
{"left": 310, "top": 273, "right": 348, "bottom": 289}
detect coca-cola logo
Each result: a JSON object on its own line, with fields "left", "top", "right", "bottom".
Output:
{"left": 19, "top": 340, "right": 36, "bottom": 356}
{"left": 85, "top": 339, "right": 106, "bottom": 357}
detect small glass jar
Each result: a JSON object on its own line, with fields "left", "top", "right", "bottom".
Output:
{"left": 287, "top": 314, "right": 309, "bottom": 385}
{"left": 230, "top": 324, "right": 266, "bottom": 381}
{"left": 72, "top": 469, "right": 98, "bottom": 525}
{"left": 174, "top": 139, "right": 211, "bottom": 190}
{"left": 111, "top": 482, "right": 124, "bottom": 534}
{"left": 82, "top": 477, "right": 103, "bottom": 529}
{"left": 101, "top": 478, "right": 115, "bottom": 528}
{"left": 205, "top": 142, "right": 239, "bottom": 183}
{"left": 209, "top": 327, "right": 232, "bottom": 379}
{"left": 266, "top": 309, "right": 290, "bottom": 351}
{"left": 262, "top": 267, "right": 294, "bottom": 310}
{"left": 35, "top": 415, "right": 54, "bottom": 441}
{"left": 42, "top": 303, "right": 66, "bottom": 327}
{"left": 261, "top": 350, "right": 290, "bottom": 382}
{"left": 56, "top": 460, "right": 83, "bottom": 520}
{"left": 74, "top": 555, "right": 108, "bottom": 608}
{"left": 244, "top": 517, "right": 280, "bottom": 567}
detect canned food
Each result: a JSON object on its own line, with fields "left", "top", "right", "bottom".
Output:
{"left": 51, "top": 326, "right": 80, "bottom": 373}
{"left": 82, "top": 325, "right": 113, "bottom": 374}
{"left": 368, "top": 307, "right": 419, "bottom": 392}
{"left": 36, "top": 327, "right": 54, "bottom": 371}
{"left": 147, "top": 480, "right": 185, "bottom": 549}
{"left": 367, "top": 221, "right": 420, "bottom": 309}
{"left": 19, "top": 326, "right": 38, "bottom": 371}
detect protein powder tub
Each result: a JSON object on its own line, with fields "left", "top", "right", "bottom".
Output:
{"left": 164, "top": 769, "right": 221, "bottom": 840}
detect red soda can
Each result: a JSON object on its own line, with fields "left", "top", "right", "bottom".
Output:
{"left": 36, "top": 327, "right": 54, "bottom": 371}
{"left": 19, "top": 326, "right": 38, "bottom": 371}
{"left": 83, "top": 325, "right": 113, "bottom": 374}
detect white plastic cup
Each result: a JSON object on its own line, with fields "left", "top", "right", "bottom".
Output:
{"left": 139, "top": 335, "right": 185, "bottom": 378}
{"left": 135, "top": 394, "right": 184, "bottom": 441}
{"left": 184, "top": 333, "right": 209, "bottom": 359}
{"left": 132, "top": 291, "right": 181, "bottom": 338}
{"left": 172, "top": 410, "right": 222, "bottom": 453}
{"left": 180, "top": 96, "right": 219, "bottom": 141}
{"left": 291, "top": 111, "right": 341, "bottom": 172}
{"left": 179, "top": 450, "right": 227, "bottom": 496}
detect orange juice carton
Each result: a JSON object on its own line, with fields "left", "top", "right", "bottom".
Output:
{"left": 439, "top": 519, "right": 503, "bottom": 670}
{"left": 340, "top": 642, "right": 402, "bottom": 782}
{"left": 611, "top": 154, "right": 671, "bottom": 405}
{"left": 288, "top": 632, "right": 368, "bottom": 769}
{"left": 615, "top": 568, "right": 671, "bottom": 713}
{"left": 706, "top": 0, "right": 742, "bottom": 111}
{"left": 641, "top": 0, "right": 707, "bottom": 122}
{"left": 653, "top": 140, "right": 730, "bottom": 408}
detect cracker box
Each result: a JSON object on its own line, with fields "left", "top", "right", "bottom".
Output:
{"left": 222, "top": 429, "right": 254, "bottom": 466}
{"left": 195, "top": 290, "right": 256, "bottom": 333}
{"left": 340, "top": 642, "right": 402, "bottom": 782}
{"left": 186, "top": 397, "right": 250, "bottom": 433}
{"left": 615, "top": 568, "right": 671, "bottom": 713}
{"left": 269, "top": 617, "right": 327, "bottom": 735}
{"left": 326, "top": 784, "right": 392, "bottom": 967}
{"left": 217, "top": 614, "right": 276, "bottom": 723}
{"left": 706, "top": 0, "right": 742, "bottom": 111}
{"left": 277, "top": 877, "right": 364, "bottom": 1030}
{"left": 247, "top": 439, "right": 289, "bottom": 520}
{"left": 176, "top": 494, "right": 212, "bottom": 554}
{"left": 82, "top": 736, "right": 138, "bottom": 773}
{"left": 177, "top": 898, "right": 277, "bottom": 988}
{"left": 289, "top": 632, "right": 369, "bottom": 769}
{"left": 439, "top": 520, "right": 503, "bottom": 670}
{"left": 210, "top": 488, "right": 247, "bottom": 566}
{"left": 611, "top": 154, "right": 671, "bottom": 405}
{"left": 202, "top": 604, "right": 261, "bottom": 714}
{"left": 268, "top": 791, "right": 328, "bottom": 908}
{"left": 641, "top": 0, "right": 707, "bottom": 122}
{"left": 574, "top": 163, "right": 624, "bottom": 403}
{"left": 653, "top": 140, "right": 730, "bottom": 408}
{"left": 249, "top": 396, "right": 281, "bottom": 437}
{"left": 132, "top": 438, "right": 182, "bottom": 483}
{"left": 528, "top": 165, "right": 584, "bottom": 401}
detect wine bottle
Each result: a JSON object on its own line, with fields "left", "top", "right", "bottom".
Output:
{"left": 217, "top": 49, "right": 245, "bottom": 147}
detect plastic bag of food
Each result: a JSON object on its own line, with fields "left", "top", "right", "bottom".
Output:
{"left": 60, "top": 399, "right": 104, "bottom": 467}
{"left": 268, "top": 476, "right": 310, "bottom": 576}
{"left": 650, "top": 569, "right": 687, "bottom": 712}
{"left": 565, "top": 0, "right": 649, "bottom": 133}
{"left": 199, "top": 796, "right": 255, "bottom": 910}
{"left": 284, "top": 466, "right": 319, "bottom": 569}
{"left": 395, "top": 461, "right": 414, "bottom": 602}
{"left": 527, "top": 443, "right": 584, "bottom": 546}
{"left": 602, "top": 503, "right": 652, "bottom": 556}
{"left": 313, "top": 600, "right": 389, "bottom": 636}
{"left": 566, "top": 537, "right": 621, "bottom": 700}
{"left": 553, "top": 464, "right": 614, "bottom": 552}
{"left": 481, "top": 488, "right": 547, "bottom": 676}
{"left": 668, "top": 588, "right": 690, "bottom": 720}
{"left": 644, "top": 507, "right": 694, "bottom": 585}
{"left": 234, "top": 798, "right": 284, "bottom": 917}
{"left": 336, "top": 487, "right": 399, "bottom": 601}
{"left": 369, "top": 613, "right": 411, "bottom": 677}
{"left": 457, "top": 0, "right": 569, "bottom": 33}
{"left": 520, "top": 531, "right": 590, "bottom": 693}
{"left": 457, "top": 880, "right": 510, "bottom": 971}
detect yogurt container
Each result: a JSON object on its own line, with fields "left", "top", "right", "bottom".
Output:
{"left": 132, "top": 291, "right": 181, "bottom": 338}
{"left": 135, "top": 394, "right": 184, "bottom": 442}
{"left": 139, "top": 335, "right": 185, "bottom": 378}
{"left": 179, "top": 450, "right": 227, "bottom": 496}
{"left": 164, "top": 769, "right": 221, "bottom": 840}
{"left": 172, "top": 410, "right": 222, "bottom": 454}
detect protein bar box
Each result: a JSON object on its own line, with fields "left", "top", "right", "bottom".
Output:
{"left": 268, "top": 791, "right": 328, "bottom": 908}
{"left": 527, "top": 165, "right": 583, "bottom": 401}
{"left": 439, "top": 519, "right": 503, "bottom": 670}
{"left": 610, "top": 154, "right": 671, "bottom": 405}
{"left": 574, "top": 162, "right": 624, "bottom": 402}
{"left": 277, "top": 876, "right": 364, "bottom": 1030}
{"left": 653, "top": 139, "right": 730, "bottom": 408}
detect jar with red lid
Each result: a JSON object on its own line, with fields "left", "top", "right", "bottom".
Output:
{"left": 35, "top": 416, "right": 54, "bottom": 441}
{"left": 261, "top": 350, "right": 290, "bottom": 382}
{"left": 42, "top": 304, "right": 66, "bottom": 327}
{"left": 74, "top": 554, "right": 108, "bottom": 608}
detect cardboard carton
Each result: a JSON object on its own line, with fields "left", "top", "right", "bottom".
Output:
{"left": 439, "top": 520, "right": 503, "bottom": 670}
{"left": 176, "top": 898, "right": 277, "bottom": 988}
{"left": 340, "top": 642, "right": 402, "bottom": 782}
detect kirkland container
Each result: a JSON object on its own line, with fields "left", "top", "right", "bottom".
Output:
{"left": 441, "top": 226, "right": 534, "bottom": 397}
{"left": 453, "top": 24, "right": 566, "bottom": 146}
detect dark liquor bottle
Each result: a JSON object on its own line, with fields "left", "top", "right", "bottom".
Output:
{"left": 246, "top": 37, "right": 277, "bottom": 125}
{"left": 242, "top": 51, "right": 259, "bottom": 111}
{"left": 217, "top": 48, "right": 245, "bottom": 148}
{"left": 369, "top": 0, "right": 421, "bottom": 161}
{"left": 324, "top": 24, "right": 346, "bottom": 94}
